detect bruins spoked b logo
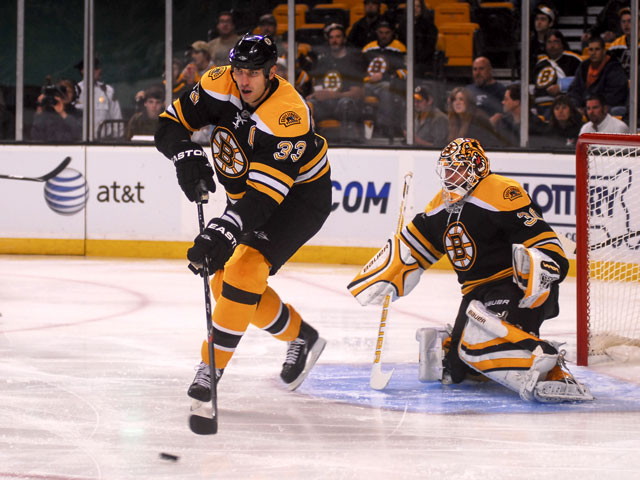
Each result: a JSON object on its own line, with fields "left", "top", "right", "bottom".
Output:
{"left": 211, "top": 127, "right": 248, "bottom": 178}
{"left": 443, "top": 222, "right": 476, "bottom": 270}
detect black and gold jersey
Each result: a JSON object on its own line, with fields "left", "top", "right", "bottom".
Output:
{"left": 158, "top": 65, "right": 330, "bottom": 233}
{"left": 400, "top": 173, "right": 568, "bottom": 295}
{"left": 533, "top": 51, "right": 582, "bottom": 107}
{"left": 608, "top": 34, "right": 639, "bottom": 76}
{"left": 361, "top": 39, "right": 407, "bottom": 83}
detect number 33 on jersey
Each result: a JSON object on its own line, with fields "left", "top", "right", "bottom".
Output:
{"left": 161, "top": 65, "right": 329, "bottom": 207}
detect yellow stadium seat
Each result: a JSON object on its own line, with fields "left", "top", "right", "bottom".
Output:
{"left": 479, "top": 2, "right": 514, "bottom": 8}
{"left": 434, "top": 2, "right": 471, "bottom": 29}
{"left": 438, "top": 22, "right": 479, "bottom": 67}
{"left": 272, "top": 3, "right": 309, "bottom": 28}
{"left": 295, "top": 23, "right": 326, "bottom": 46}
{"left": 425, "top": 0, "right": 454, "bottom": 9}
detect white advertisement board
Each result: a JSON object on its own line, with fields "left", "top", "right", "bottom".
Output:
{"left": 0, "top": 145, "right": 576, "bottom": 256}
{"left": 0, "top": 146, "right": 86, "bottom": 239}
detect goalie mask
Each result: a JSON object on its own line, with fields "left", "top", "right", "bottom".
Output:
{"left": 436, "top": 138, "right": 490, "bottom": 207}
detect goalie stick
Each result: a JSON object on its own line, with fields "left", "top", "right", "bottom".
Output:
{"left": 188, "top": 183, "right": 219, "bottom": 435}
{"left": 370, "top": 172, "right": 413, "bottom": 390}
{"left": 0, "top": 156, "right": 71, "bottom": 182}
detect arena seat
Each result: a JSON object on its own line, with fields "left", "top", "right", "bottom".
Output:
{"left": 273, "top": 3, "right": 309, "bottom": 29}
{"left": 295, "top": 23, "right": 327, "bottom": 46}
{"left": 474, "top": 2, "right": 517, "bottom": 72}
{"left": 434, "top": 2, "right": 471, "bottom": 29}
{"left": 438, "top": 22, "right": 479, "bottom": 69}
{"left": 307, "top": 3, "right": 350, "bottom": 28}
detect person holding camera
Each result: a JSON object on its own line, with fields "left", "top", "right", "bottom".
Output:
{"left": 30, "top": 79, "right": 82, "bottom": 142}
{"left": 126, "top": 84, "right": 165, "bottom": 140}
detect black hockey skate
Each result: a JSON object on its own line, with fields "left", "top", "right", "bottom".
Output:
{"left": 188, "top": 361, "right": 223, "bottom": 402}
{"left": 280, "top": 321, "right": 326, "bottom": 391}
{"left": 188, "top": 362, "right": 223, "bottom": 435}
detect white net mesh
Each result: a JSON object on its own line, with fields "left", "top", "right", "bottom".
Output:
{"left": 585, "top": 143, "right": 640, "bottom": 360}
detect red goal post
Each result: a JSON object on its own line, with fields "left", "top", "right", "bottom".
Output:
{"left": 576, "top": 133, "right": 640, "bottom": 366}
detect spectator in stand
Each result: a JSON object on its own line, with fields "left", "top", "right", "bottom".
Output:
{"left": 447, "top": 86, "right": 502, "bottom": 148}
{"left": 207, "top": 11, "right": 240, "bottom": 66}
{"left": 307, "top": 23, "right": 365, "bottom": 143}
{"left": 532, "top": 30, "right": 582, "bottom": 120}
{"left": 31, "top": 78, "right": 82, "bottom": 142}
{"left": 56, "top": 78, "right": 81, "bottom": 120}
{"left": 567, "top": 36, "right": 628, "bottom": 114}
{"left": 348, "top": 0, "right": 384, "bottom": 49}
{"left": 545, "top": 94, "right": 584, "bottom": 148}
{"left": 531, "top": 3, "right": 556, "bottom": 66}
{"left": 75, "top": 57, "right": 123, "bottom": 139}
{"left": 362, "top": 19, "right": 407, "bottom": 143}
{"left": 275, "top": 57, "right": 288, "bottom": 78}
{"left": 578, "top": 93, "right": 629, "bottom": 134}
{"left": 280, "top": 32, "right": 315, "bottom": 97}
{"left": 607, "top": 7, "right": 638, "bottom": 77}
{"left": 257, "top": 14, "right": 284, "bottom": 58}
{"left": 395, "top": 0, "right": 438, "bottom": 80}
{"left": 492, "top": 83, "right": 546, "bottom": 148}
{"left": 411, "top": 84, "right": 448, "bottom": 148}
{"left": 169, "top": 58, "right": 189, "bottom": 100}
{"left": 467, "top": 56, "right": 506, "bottom": 124}
{"left": 127, "top": 84, "right": 165, "bottom": 140}
{"left": 177, "top": 42, "right": 216, "bottom": 145}
{"left": 275, "top": 56, "right": 312, "bottom": 98}
{"left": 178, "top": 41, "right": 215, "bottom": 92}
{"left": 582, "top": 0, "right": 629, "bottom": 46}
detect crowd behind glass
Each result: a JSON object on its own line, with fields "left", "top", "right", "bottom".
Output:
{"left": 1, "top": 0, "right": 637, "bottom": 150}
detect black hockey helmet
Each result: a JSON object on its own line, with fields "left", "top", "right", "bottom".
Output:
{"left": 229, "top": 34, "right": 278, "bottom": 76}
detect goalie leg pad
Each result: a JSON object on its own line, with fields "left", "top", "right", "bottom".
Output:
{"left": 348, "top": 233, "right": 423, "bottom": 306}
{"left": 416, "top": 328, "right": 449, "bottom": 382}
{"left": 459, "top": 300, "right": 559, "bottom": 399}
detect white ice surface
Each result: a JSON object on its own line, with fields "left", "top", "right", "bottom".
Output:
{"left": 1, "top": 256, "right": 640, "bottom": 479}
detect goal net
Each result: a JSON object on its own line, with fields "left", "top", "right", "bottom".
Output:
{"left": 576, "top": 133, "right": 640, "bottom": 366}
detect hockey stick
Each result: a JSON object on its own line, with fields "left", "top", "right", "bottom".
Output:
{"left": 188, "top": 183, "right": 219, "bottom": 435}
{"left": 370, "top": 172, "right": 413, "bottom": 390}
{"left": 0, "top": 156, "right": 71, "bottom": 182}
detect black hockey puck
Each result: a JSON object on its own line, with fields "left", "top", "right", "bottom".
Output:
{"left": 159, "top": 452, "right": 179, "bottom": 462}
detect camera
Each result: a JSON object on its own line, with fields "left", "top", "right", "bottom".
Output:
{"left": 38, "top": 83, "right": 65, "bottom": 109}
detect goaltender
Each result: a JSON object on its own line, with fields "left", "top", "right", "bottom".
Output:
{"left": 155, "top": 34, "right": 331, "bottom": 399}
{"left": 348, "top": 137, "right": 593, "bottom": 403}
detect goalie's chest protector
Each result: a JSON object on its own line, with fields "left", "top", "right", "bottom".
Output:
{"left": 419, "top": 174, "right": 543, "bottom": 290}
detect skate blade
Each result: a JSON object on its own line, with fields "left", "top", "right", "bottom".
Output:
{"left": 189, "top": 400, "right": 218, "bottom": 435}
{"left": 287, "top": 337, "right": 327, "bottom": 392}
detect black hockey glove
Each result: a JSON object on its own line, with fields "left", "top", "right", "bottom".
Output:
{"left": 187, "top": 217, "right": 239, "bottom": 274}
{"left": 171, "top": 141, "right": 216, "bottom": 202}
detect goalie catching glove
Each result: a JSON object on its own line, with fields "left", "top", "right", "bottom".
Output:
{"left": 512, "top": 244, "right": 561, "bottom": 309}
{"left": 171, "top": 141, "right": 216, "bottom": 202}
{"left": 187, "top": 217, "right": 239, "bottom": 274}
{"left": 348, "top": 233, "right": 423, "bottom": 305}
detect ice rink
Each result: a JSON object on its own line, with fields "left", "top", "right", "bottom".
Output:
{"left": 2, "top": 255, "right": 640, "bottom": 480}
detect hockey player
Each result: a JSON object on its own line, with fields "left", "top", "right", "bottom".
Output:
{"left": 155, "top": 34, "right": 330, "bottom": 401}
{"left": 348, "top": 137, "right": 593, "bottom": 403}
